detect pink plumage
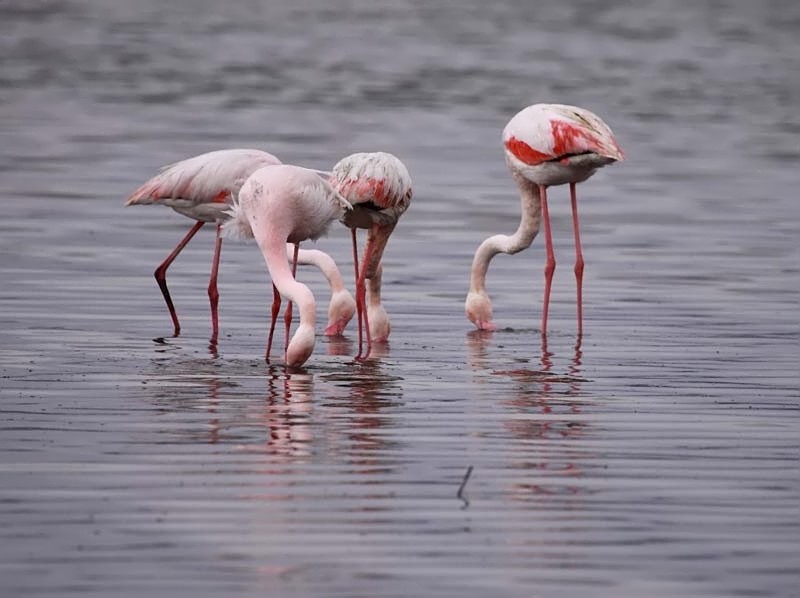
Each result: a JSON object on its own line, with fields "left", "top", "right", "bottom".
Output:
{"left": 329, "top": 152, "right": 413, "bottom": 359}
{"left": 125, "top": 149, "right": 355, "bottom": 342}
{"left": 329, "top": 151, "right": 412, "bottom": 210}
{"left": 503, "top": 104, "right": 624, "bottom": 170}
{"left": 223, "top": 164, "right": 353, "bottom": 367}
{"left": 126, "top": 149, "right": 281, "bottom": 221}
{"left": 466, "top": 103, "right": 623, "bottom": 337}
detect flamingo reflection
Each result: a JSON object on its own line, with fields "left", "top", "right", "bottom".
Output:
{"left": 466, "top": 332, "right": 588, "bottom": 500}
{"left": 255, "top": 369, "right": 314, "bottom": 460}
{"left": 321, "top": 358, "right": 402, "bottom": 458}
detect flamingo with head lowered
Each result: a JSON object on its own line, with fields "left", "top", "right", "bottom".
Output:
{"left": 329, "top": 152, "right": 413, "bottom": 359}
{"left": 465, "top": 103, "right": 623, "bottom": 337}
{"left": 223, "top": 164, "right": 352, "bottom": 367}
{"left": 125, "top": 149, "right": 356, "bottom": 341}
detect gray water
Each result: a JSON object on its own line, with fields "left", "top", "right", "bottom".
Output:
{"left": 1, "top": 1, "right": 798, "bottom": 596}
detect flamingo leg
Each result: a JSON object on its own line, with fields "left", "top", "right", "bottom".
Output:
{"left": 153, "top": 220, "right": 205, "bottom": 336}
{"left": 283, "top": 243, "right": 299, "bottom": 358}
{"left": 355, "top": 242, "right": 375, "bottom": 360}
{"left": 351, "top": 228, "right": 365, "bottom": 357}
{"left": 266, "top": 283, "right": 281, "bottom": 362}
{"left": 207, "top": 224, "right": 223, "bottom": 343}
{"left": 539, "top": 184, "right": 556, "bottom": 336}
{"left": 569, "top": 183, "right": 585, "bottom": 337}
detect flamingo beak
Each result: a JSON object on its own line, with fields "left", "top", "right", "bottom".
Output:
{"left": 323, "top": 317, "right": 349, "bottom": 336}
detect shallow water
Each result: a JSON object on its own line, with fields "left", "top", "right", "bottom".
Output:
{"left": 1, "top": 0, "right": 799, "bottom": 596}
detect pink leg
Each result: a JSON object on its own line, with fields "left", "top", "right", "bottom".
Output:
{"left": 283, "top": 243, "right": 299, "bottom": 357}
{"left": 154, "top": 220, "right": 205, "bottom": 336}
{"left": 539, "top": 185, "right": 555, "bottom": 336}
{"left": 207, "top": 224, "right": 222, "bottom": 343}
{"left": 266, "top": 283, "right": 281, "bottom": 362}
{"left": 355, "top": 244, "right": 375, "bottom": 360}
{"left": 569, "top": 183, "right": 584, "bottom": 337}
{"left": 351, "top": 229, "right": 365, "bottom": 356}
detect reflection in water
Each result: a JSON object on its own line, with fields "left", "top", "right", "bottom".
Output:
{"left": 255, "top": 369, "right": 314, "bottom": 460}
{"left": 140, "top": 353, "right": 315, "bottom": 456}
{"left": 207, "top": 337, "right": 219, "bottom": 359}
{"left": 140, "top": 347, "right": 403, "bottom": 467}
{"left": 322, "top": 333, "right": 354, "bottom": 357}
{"left": 467, "top": 332, "right": 588, "bottom": 500}
{"left": 142, "top": 355, "right": 236, "bottom": 447}
{"left": 322, "top": 333, "right": 391, "bottom": 361}
{"left": 322, "top": 358, "right": 402, "bottom": 459}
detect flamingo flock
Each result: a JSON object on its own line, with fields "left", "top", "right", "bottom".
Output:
{"left": 126, "top": 103, "right": 623, "bottom": 366}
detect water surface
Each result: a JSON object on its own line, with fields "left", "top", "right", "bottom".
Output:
{"left": 1, "top": 1, "right": 798, "bottom": 596}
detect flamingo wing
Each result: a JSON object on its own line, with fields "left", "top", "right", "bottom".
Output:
{"left": 330, "top": 152, "right": 412, "bottom": 210}
{"left": 125, "top": 148, "right": 282, "bottom": 207}
{"left": 503, "top": 104, "right": 624, "bottom": 166}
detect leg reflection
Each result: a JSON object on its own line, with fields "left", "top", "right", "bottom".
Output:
{"left": 465, "top": 330, "right": 589, "bottom": 501}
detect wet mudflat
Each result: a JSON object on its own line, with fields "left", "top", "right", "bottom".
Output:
{"left": 1, "top": 1, "right": 798, "bottom": 596}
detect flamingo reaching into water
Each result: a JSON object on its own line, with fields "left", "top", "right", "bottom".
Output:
{"left": 465, "top": 104, "right": 624, "bottom": 336}
{"left": 222, "top": 164, "right": 352, "bottom": 366}
{"left": 329, "top": 152, "right": 413, "bottom": 358}
{"left": 125, "top": 149, "right": 356, "bottom": 340}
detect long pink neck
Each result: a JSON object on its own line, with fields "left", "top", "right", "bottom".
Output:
{"left": 468, "top": 172, "right": 542, "bottom": 294}
{"left": 260, "top": 236, "right": 315, "bottom": 327}
{"left": 368, "top": 263, "right": 383, "bottom": 307}
{"left": 294, "top": 247, "right": 347, "bottom": 294}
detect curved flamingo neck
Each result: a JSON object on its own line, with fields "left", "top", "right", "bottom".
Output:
{"left": 295, "top": 247, "right": 346, "bottom": 294}
{"left": 260, "top": 236, "right": 316, "bottom": 326}
{"left": 469, "top": 172, "right": 542, "bottom": 294}
{"left": 367, "top": 263, "right": 383, "bottom": 307}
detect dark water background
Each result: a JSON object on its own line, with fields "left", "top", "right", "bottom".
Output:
{"left": 1, "top": 1, "right": 798, "bottom": 596}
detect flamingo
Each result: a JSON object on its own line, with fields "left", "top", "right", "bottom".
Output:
{"left": 222, "top": 164, "right": 352, "bottom": 366}
{"left": 125, "top": 149, "right": 356, "bottom": 341}
{"left": 465, "top": 104, "right": 624, "bottom": 336}
{"left": 329, "top": 152, "right": 413, "bottom": 358}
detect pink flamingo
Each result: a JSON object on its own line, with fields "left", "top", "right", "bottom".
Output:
{"left": 223, "top": 164, "right": 352, "bottom": 366}
{"left": 466, "top": 104, "right": 624, "bottom": 336}
{"left": 125, "top": 149, "right": 355, "bottom": 341}
{"left": 329, "top": 152, "right": 413, "bottom": 358}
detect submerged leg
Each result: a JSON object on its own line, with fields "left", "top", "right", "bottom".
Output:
{"left": 154, "top": 220, "right": 205, "bottom": 336}
{"left": 355, "top": 243, "right": 376, "bottom": 360}
{"left": 539, "top": 185, "right": 555, "bottom": 336}
{"left": 569, "top": 183, "right": 585, "bottom": 337}
{"left": 207, "top": 224, "right": 223, "bottom": 343}
{"left": 351, "top": 229, "right": 366, "bottom": 357}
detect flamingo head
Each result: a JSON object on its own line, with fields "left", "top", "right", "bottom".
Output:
{"left": 285, "top": 323, "right": 316, "bottom": 367}
{"left": 465, "top": 290, "right": 497, "bottom": 332}
{"left": 324, "top": 289, "right": 356, "bottom": 336}
{"left": 368, "top": 301, "right": 391, "bottom": 343}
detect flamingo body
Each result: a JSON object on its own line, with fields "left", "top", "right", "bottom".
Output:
{"left": 226, "top": 165, "right": 350, "bottom": 243}
{"left": 126, "top": 149, "right": 282, "bottom": 220}
{"left": 330, "top": 152, "right": 413, "bottom": 357}
{"left": 503, "top": 104, "right": 624, "bottom": 186}
{"left": 126, "top": 149, "right": 355, "bottom": 339}
{"left": 330, "top": 152, "right": 412, "bottom": 211}
{"left": 466, "top": 103, "right": 623, "bottom": 335}
{"left": 223, "top": 164, "right": 352, "bottom": 366}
